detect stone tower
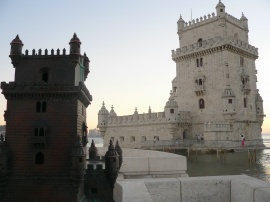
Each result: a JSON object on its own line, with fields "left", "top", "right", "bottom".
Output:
{"left": 171, "top": 1, "right": 265, "bottom": 143}
{"left": 0, "top": 34, "right": 92, "bottom": 201}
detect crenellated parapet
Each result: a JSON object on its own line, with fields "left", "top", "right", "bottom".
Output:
{"left": 181, "top": 12, "right": 246, "bottom": 32}
{"left": 172, "top": 36, "right": 258, "bottom": 61}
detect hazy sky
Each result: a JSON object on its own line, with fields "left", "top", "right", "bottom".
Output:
{"left": 0, "top": 0, "right": 269, "bottom": 133}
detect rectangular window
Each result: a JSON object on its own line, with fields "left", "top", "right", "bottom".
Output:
{"left": 130, "top": 136, "right": 135, "bottom": 142}
{"left": 200, "top": 58, "right": 203, "bottom": 66}
{"left": 240, "top": 57, "right": 244, "bottom": 67}
{"left": 154, "top": 136, "right": 159, "bottom": 141}
{"left": 196, "top": 59, "right": 199, "bottom": 67}
{"left": 120, "top": 136, "right": 124, "bottom": 142}
{"left": 228, "top": 99, "right": 232, "bottom": 104}
{"left": 141, "top": 136, "right": 146, "bottom": 141}
{"left": 244, "top": 98, "right": 247, "bottom": 108}
{"left": 173, "top": 87, "right": 177, "bottom": 92}
{"left": 170, "top": 109, "right": 174, "bottom": 114}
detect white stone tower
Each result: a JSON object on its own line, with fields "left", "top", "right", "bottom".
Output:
{"left": 171, "top": 1, "right": 265, "bottom": 144}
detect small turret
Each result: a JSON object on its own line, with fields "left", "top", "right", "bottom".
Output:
{"left": 115, "top": 141, "right": 123, "bottom": 169}
{"left": 216, "top": 0, "right": 225, "bottom": 18}
{"left": 97, "top": 102, "right": 109, "bottom": 138}
{"left": 164, "top": 91, "right": 178, "bottom": 122}
{"left": 105, "top": 140, "right": 119, "bottom": 188}
{"left": 177, "top": 15, "right": 185, "bottom": 41}
{"left": 240, "top": 12, "right": 249, "bottom": 31}
{"left": 109, "top": 105, "right": 117, "bottom": 117}
{"left": 88, "top": 140, "right": 98, "bottom": 160}
{"left": 9, "top": 35, "right": 24, "bottom": 67}
{"left": 70, "top": 136, "right": 86, "bottom": 191}
{"left": 83, "top": 53, "right": 90, "bottom": 80}
{"left": 69, "top": 33, "right": 81, "bottom": 63}
{"left": 133, "top": 107, "right": 138, "bottom": 115}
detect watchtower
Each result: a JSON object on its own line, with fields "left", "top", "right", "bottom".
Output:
{"left": 1, "top": 34, "right": 92, "bottom": 201}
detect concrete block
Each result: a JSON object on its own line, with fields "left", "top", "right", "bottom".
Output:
{"left": 254, "top": 187, "right": 270, "bottom": 202}
{"left": 120, "top": 157, "right": 149, "bottom": 175}
{"left": 231, "top": 177, "right": 270, "bottom": 202}
{"left": 179, "top": 176, "right": 234, "bottom": 202}
{"left": 144, "top": 178, "right": 181, "bottom": 202}
{"left": 114, "top": 181, "right": 153, "bottom": 202}
{"left": 149, "top": 156, "right": 186, "bottom": 174}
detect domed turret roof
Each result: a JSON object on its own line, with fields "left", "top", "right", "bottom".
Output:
{"left": 71, "top": 136, "right": 85, "bottom": 157}
{"left": 109, "top": 105, "right": 117, "bottom": 117}
{"left": 105, "top": 140, "right": 118, "bottom": 157}
{"left": 10, "top": 35, "right": 23, "bottom": 45}
{"left": 98, "top": 101, "right": 109, "bottom": 115}
{"left": 177, "top": 14, "right": 185, "bottom": 23}
{"left": 216, "top": 0, "right": 225, "bottom": 8}
{"left": 240, "top": 12, "right": 248, "bottom": 21}
{"left": 133, "top": 107, "right": 138, "bottom": 115}
{"left": 256, "top": 90, "right": 263, "bottom": 101}
{"left": 165, "top": 91, "right": 178, "bottom": 108}
{"left": 69, "top": 33, "right": 81, "bottom": 44}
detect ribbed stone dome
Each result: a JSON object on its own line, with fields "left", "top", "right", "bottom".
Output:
{"left": 216, "top": 0, "right": 225, "bottom": 8}
{"left": 109, "top": 106, "right": 117, "bottom": 117}
{"left": 98, "top": 101, "right": 109, "bottom": 115}
{"left": 165, "top": 91, "right": 178, "bottom": 108}
{"left": 71, "top": 136, "right": 85, "bottom": 157}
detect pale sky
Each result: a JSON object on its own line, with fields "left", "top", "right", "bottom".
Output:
{"left": 0, "top": 0, "right": 269, "bottom": 133}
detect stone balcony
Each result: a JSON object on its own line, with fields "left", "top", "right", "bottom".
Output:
{"left": 195, "top": 85, "right": 206, "bottom": 96}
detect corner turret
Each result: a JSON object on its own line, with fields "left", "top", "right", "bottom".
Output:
{"left": 105, "top": 140, "right": 119, "bottom": 188}
{"left": 83, "top": 53, "right": 90, "bottom": 80}
{"left": 115, "top": 141, "right": 123, "bottom": 169}
{"left": 164, "top": 91, "right": 178, "bottom": 122}
{"left": 9, "top": 35, "right": 24, "bottom": 67}
{"left": 88, "top": 140, "right": 98, "bottom": 160}
{"left": 240, "top": 12, "right": 249, "bottom": 31}
{"left": 216, "top": 0, "right": 225, "bottom": 18}
{"left": 69, "top": 33, "right": 81, "bottom": 63}
{"left": 177, "top": 15, "right": 185, "bottom": 41}
{"left": 109, "top": 105, "right": 117, "bottom": 117}
{"left": 97, "top": 102, "right": 109, "bottom": 138}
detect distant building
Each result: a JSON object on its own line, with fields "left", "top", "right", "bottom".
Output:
{"left": 99, "top": 1, "right": 265, "bottom": 148}
{"left": 0, "top": 34, "right": 121, "bottom": 201}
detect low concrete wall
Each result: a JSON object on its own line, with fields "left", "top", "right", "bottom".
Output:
{"left": 114, "top": 175, "right": 270, "bottom": 202}
{"left": 96, "top": 147, "right": 187, "bottom": 178}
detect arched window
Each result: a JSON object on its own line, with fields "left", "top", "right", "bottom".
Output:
{"left": 199, "top": 99, "right": 205, "bottom": 109}
{"left": 244, "top": 98, "right": 247, "bottom": 108}
{"left": 198, "top": 38, "right": 203, "bottom": 47}
{"left": 35, "top": 152, "right": 44, "bottom": 164}
{"left": 42, "top": 72, "right": 48, "bottom": 83}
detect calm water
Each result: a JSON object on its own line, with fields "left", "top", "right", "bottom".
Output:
{"left": 89, "top": 135, "right": 270, "bottom": 183}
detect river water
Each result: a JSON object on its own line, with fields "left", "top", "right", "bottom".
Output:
{"left": 89, "top": 134, "right": 270, "bottom": 183}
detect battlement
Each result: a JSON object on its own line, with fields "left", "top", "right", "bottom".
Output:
{"left": 22, "top": 48, "right": 68, "bottom": 57}
{"left": 181, "top": 12, "right": 245, "bottom": 32}
{"left": 86, "top": 163, "right": 105, "bottom": 172}
{"left": 105, "top": 111, "right": 191, "bottom": 127}
{"left": 204, "top": 121, "right": 231, "bottom": 132}
{"left": 172, "top": 35, "right": 258, "bottom": 59}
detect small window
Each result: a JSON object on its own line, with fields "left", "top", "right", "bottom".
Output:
{"left": 244, "top": 98, "right": 247, "bottom": 108}
{"left": 79, "top": 157, "right": 82, "bottom": 163}
{"left": 91, "top": 188, "right": 97, "bottom": 194}
{"left": 39, "top": 128, "right": 44, "bottom": 136}
{"left": 130, "top": 136, "right": 135, "bottom": 142}
{"left": 35, "top": 128, "right": 39, "bottom": 136}
{"left": 154, "top": 136, "right": 159, "bottom": 141}
{"left": 36, "top": 102, "right": 41, "bottom": 112}
{"left": 82, "top": 105, "right": 84, "bottom": 115}
{"left": 228, "top": 99, "right": 232, "bottom": 104}
{"left": 141, "top": 136, "right": 146, "bottom": 141}
{"left": 173, "top": 87, "right": 177, "bottom": 92}
{"left": 42, "top": 102, "right": 46, "bottom": 112}
{"left": 42, "top": 72, "right": 48, "bottom": 83}
{"left": 198, "top": 38, "right": 203, "bottom": 47}
{"left": 220, "top": 9, "right": 223, "bottom": 12}
{"left": 120, "top": 136, "right": 124, "bottom": 142}
{"left": 35, "top": 152, "right": 44, "bottom": 164}
{"left": 196, "top": 59, "right": 199, "bottom": 67}
{"left": 199, "top": 79, "right": 203, "bottom": 85}
{"left": 170, "top": 109, "right": 174, "bottom": 114}
{"left": 199, "top": 99, "right": 205, "bottom": 109}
